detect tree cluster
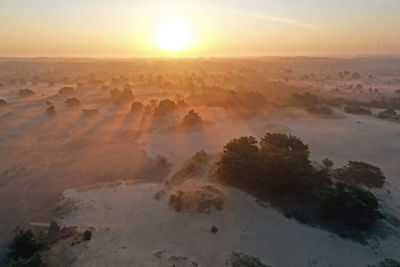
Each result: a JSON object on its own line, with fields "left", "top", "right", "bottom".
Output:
{"left": 216, "top": 133, "right": 384, "bottom": 232}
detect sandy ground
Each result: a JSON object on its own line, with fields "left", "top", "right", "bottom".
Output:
{"left": 48, "top": 111, "right": 400, "bottom": 267}
{"left": 51, "top": 179, "right": 399, "bottom": 267}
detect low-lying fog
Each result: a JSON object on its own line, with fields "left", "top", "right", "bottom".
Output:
{"left": 1, "top": 57, "right": 400, "bottom": 265}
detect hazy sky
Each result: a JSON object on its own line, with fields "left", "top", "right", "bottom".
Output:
{"left": 0, "top": 0, "right": 399, "bottom": 57}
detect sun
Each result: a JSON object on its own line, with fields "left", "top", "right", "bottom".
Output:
{"left": 154, "top": 17, "right": 193, "bottom": 51}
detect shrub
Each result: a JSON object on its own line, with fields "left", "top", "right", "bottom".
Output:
{"left": 82, "top": 109, "right": 98, "bottom": 116}
{"left": 336, "top": 161, "right": 385, "bottom": 188}
{"left": 110, "top": 88, "right": 134, "bottom": 103}
{"left": 320, "top": 182, "right": 382, "bottom": 230}
{"left": 0, "top": 99, "right": 7, "bottom": 106}
{"left": 8, "top": 229, "right": 43, "bottom": 261}
{"left": 6, "top": 252, "right": 45, "bottom": 267}
{"left": 83, "top": 230, "right": 92, "bottom": 241}
{"left": 65, "top": 97, "right": 81, "bottom": 107}
{"left": 369, "top": 258, "right": 400, "bottom": 267}
{"left": 18, "top": 89, "right": 34, "bottom": 97}
{"left": 306, "top": 105, "right": 333, "bottom": 115}
{"left": 352, "top": 72, "right": 361, "bottom": 79}
{"left": 58, "top": 86, "right": 75, "bottom": 96}
{"left": 344, "top": 104, "right": 371, "bottom": 115}
{"left": 46, "top": 105, "right": 56, "bottom": 115}
{"left": 289, "top": 92, "right": 319, "bottom": 108}
{"left": 378, "top": 109, "right": 398, "bottom": 120}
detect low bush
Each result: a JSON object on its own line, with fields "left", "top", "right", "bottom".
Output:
{"left": 65, "top": 97, "right": 81, "bottom": 107}
{"left": 344, "top": 104, "right": 372, "bottom": 115}
{"left": 18, "top": 89, "right": 34, "bottom": 97}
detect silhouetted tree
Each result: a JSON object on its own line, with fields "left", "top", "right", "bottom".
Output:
{"left": 320, "top": 182, "right": 382, "bottom": 230}
{"left": 181, "top": 110, "right": 202, "bottom": 128}
{"left": 336, "top": 161, "right": 385, "bottom": 188}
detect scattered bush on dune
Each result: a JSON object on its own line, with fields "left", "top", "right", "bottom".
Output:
{"left": 58, "top": 86, "right": 75, "bottom": 96}
{"left": 169, "top": 185, "right": 226, "bottom": 213}
{"left": 306, "top": 105, "right": 333, "bottom": 115}
{"left": 368, "top": 258, "right": 400, "bottom": 267}
{"left": 344, "top": 104, "right": 372, "bottom": 115}
{"left": 0, "top": 99, "right": 8, "bottom": 106}
{"left": 289, "top": 92, "right": 319, "bottom": 108}
{"left": 167, "top": 150, "right": 210, "bottom": 186}
{"left": 46, "top": 105, "right": 56, "bottom": 115}
{"left": 18, "top": 89, "right": 35, "bottom": 97}
{"left": 229, "top": 252, "right": 270, "bottom": 267}
{"left": 65, "top": 97, "right": 81, "bottom": 107}
{"left": 352, "top": 72, "right": 361, "bottom": 80}
{"left": 289, "top": 92, "right": 332, "bottom": 115}
{"left": 216, "top": 133, "right": 384, "bottom": 233}
{"left": 110, "top": 88, "right": 134, "bottom": 104}
{"left": 82, "top": 109, "right": 98, "bottom": 116}
{"left": 378, "top": 108, "right": 399, "bottom": 120}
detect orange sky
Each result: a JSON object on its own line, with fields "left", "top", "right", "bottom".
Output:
{"left": 0, "top": 0, "right": 399, "bottom": 57}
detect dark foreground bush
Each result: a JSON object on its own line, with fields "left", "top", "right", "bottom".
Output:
{"left": 7, "top": 229, "right": 45, "bottom": 267}
{"left": 320, "top": 182, "right": 382, "bottom": 230}
{"left": 216, "top": 133, "right": 384, "bottom": 233}
{"left": 8, "top": 230, "right": 43, "bottom": 261}
{"left": 7, "top": 252, "right": 45, "bottom": 267}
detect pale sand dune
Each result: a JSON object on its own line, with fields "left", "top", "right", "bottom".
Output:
{"left": 51, "top": 180, "right": 399, "bottom": 267}
{"left": 49, "top": 113, "right": 400, "bottom": 266}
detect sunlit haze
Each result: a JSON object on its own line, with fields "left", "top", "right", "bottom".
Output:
{"left": 1, "top": 1, "right": 400, "bottom": 266}
{"left": 1, "top": 0, "right": 399, "bottom": 57}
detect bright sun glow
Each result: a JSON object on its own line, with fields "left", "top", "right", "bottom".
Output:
{"left": 154, "top": 17, "right": 193, "bottom": 51}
